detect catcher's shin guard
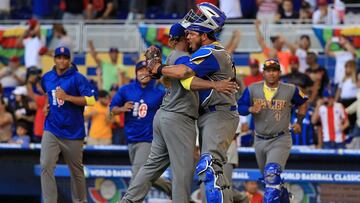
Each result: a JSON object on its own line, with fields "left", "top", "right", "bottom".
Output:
{"left": 263, "top": 162, "right": 287, "bottom": 203}
{"left": 196, "top": 153, "right": 227, "bottom": 203}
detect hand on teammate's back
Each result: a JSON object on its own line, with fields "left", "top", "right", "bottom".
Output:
{"left": 249, "top": 102, "right": 262, "bottom": 114}
{"left": 213, "top": 78, "right": 238, "bottom": 95}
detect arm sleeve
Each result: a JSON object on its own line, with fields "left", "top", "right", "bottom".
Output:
{"left": 40, "top": 78, "right": 46, "bottom": 93}
{"left": 291, "top": 87, "right": 308, "bottom": 107}
{"left": 184, "top": 54, "right": 220, "bottom": 77}
{"left": 237, "top": 88, "right": 252, "bottom": 116}
{"left": 174, "top": 55, "right": 190, "bottom": 65}
{"left": 109, "top": 87, "right": 125, "bottom": 111}
{"left": 76, "top": 74, "right": 95, "bottom": 97}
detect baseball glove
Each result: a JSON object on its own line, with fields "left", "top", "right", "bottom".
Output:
{"left": 145, "top": 45, "right": 162, "bottom": 79}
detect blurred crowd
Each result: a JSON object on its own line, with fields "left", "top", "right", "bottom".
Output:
{"left": 0, "top": 0, "right": 358, "bottom": 24}
{"left": 0, "top": 1, "right": 359, "bottom": 153}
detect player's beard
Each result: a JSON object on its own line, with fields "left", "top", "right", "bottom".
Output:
{"left": 186, "top": 42, "right": 193, "bottom": 54}
{"left": 190, "top": 40, "right": 202, "bottom": 52}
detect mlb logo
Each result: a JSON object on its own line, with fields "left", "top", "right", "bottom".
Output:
{"left": 60, "top": 47, "right": 65, "bottom": 52}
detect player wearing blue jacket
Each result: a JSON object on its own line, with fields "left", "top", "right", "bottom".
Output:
{"left": 40, "top": 46, "right": 96, "bottom": 203}
{"left": 110, "top": 61, "right": 171, "bottom": 197}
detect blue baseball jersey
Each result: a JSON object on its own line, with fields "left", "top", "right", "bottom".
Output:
{"left": 109, "top": 80, "right": 165, "bottom": 143}
{"left": 41, "top": 65, "right": 95, "bottom": 139}
{"left": 185, "top": 45, "right": 220, "bottom": 104}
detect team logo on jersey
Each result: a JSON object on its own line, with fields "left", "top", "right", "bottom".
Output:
{"left": 253, "top": 99, "right": 287, "bottom": 111}
{"left": 57, "top": 98, "right": 65, "bottom": 106}
{"left": 138, "top": 103, "right": 148, "bottom": 118}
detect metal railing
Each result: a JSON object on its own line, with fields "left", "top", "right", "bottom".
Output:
{"left": 0, "top": 20, "right": 358, "bottom": 54}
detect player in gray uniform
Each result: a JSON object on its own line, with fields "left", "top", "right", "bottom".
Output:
{"left": 146, "top": 3, "right": 239, "bottom": 202}
{"left": 238, "top": 58, "right": 308, "bottom": 203}
{"left": 121, "top": 23, "right": 237, "bottom": 203}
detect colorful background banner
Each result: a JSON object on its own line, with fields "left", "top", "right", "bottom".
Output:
{"left": 0, "top": 26, "right": 53, "bottom": 65}
{"left": 313, "top": 25, "right": 360, "bottom": 57}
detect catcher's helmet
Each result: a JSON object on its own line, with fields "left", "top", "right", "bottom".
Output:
{"left": 181, "top": 2, "right": 226, "bottom": 33}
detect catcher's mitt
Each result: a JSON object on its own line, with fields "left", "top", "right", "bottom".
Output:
{"left": 145, "top": 45, "right": 162, "bottom": 79}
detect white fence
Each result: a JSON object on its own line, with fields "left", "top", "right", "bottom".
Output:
{"left": 0, "top": 20, "right": 354, "bottom": 53}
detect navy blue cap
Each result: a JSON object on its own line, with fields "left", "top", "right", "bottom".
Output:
{"left": 135, "top": 60, "right": 147, "bottom": 72}
{"left": 54, "top": 46, "right": 70, "bottom": 58}
{"left": 322, "top": 87, "right": 335, "bottom": 98}
{"left": 169, "top": 23, "right": 186, "bottom": 39}
{"left": 109, "top": 47, "right": 118, "bottom": 53}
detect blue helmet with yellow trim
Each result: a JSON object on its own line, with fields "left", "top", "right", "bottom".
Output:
{"left": 181, "top": 2, "right": 226, "bottom": 33}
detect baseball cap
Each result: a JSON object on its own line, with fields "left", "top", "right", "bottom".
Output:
{"left": 135, "top": 60, "right": 147, "bottom": 72}
{"left": 54, "top": 46, "right": 71, "bottom": 58}
{"left": 318, "top": 0, "right": 328, "bottom": 6}
{"left": 289, "top": 55, "right": 299, "bottom": 64}
{"left": 27, "top": 19, "right": 38, "bottom": 28}
{"left": 249, "top": 58, "right": 259, "bottom": 68}
{"left": 169, "top": 23, "right": 186, "bottom": 39}
{"left": 110, "top": 84, "right": 119, "bottom": 92}
{"left": 322, "top": 87, "right": 335, "bottom": 98}
{"left": 9, "top": 56, "right": 20, "bottom": 63}
{"left": 263, "top": 58, "right": 281, "bottom": 71}
{"left": 28, "top": 66, "right": 41, "bottom": 75}
{"left": 109, "top": 47, "right": 119, "bottom": 53}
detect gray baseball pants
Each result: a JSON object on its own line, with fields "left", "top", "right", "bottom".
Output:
{"left": 121, "top": 109, "right": 197, "bottom": 203}
{"left": 40, "top": 131, "right": 87, "bottom": 203}
{"left": 128, "top": 142, "right": 172, "bottom": 196}
{"left": 254, "top": 133, "right": 292, "bottom": 173}
{"left": 198, "top": 110, "right": 239, "bottom": 203}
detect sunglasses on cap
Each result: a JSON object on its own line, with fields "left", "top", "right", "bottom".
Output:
{"left": 264, "top": 58, "right": 279, "bottom": 66}
{"left": 263, "top": 58, "right": 281, "bottom": 70}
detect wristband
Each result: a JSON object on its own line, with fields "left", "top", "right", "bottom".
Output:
{"left": 157, "top": 64, "right": 166, "bottom": 76}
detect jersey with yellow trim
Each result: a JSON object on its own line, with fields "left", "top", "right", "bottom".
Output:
{"left": 185, "top": 43, "right": 237, "bottom": 108}
{"left": 41, "top": 64, "right": 95, "bottom": 140}
{"left": 238, "top": 81, "right": 308, "bottom": 136}
{"left": 162, "top": 50, "right": 199, "bottom": 119}
{"left": 263, "top": 83, "right": 278, "bottom": 101}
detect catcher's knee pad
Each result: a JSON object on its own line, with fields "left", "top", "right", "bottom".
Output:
{"left": 263, "top": 163, "right": 283, "bottom": 203}
{"left": 195, "top": 153, "right": 224, "bottom": 203}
